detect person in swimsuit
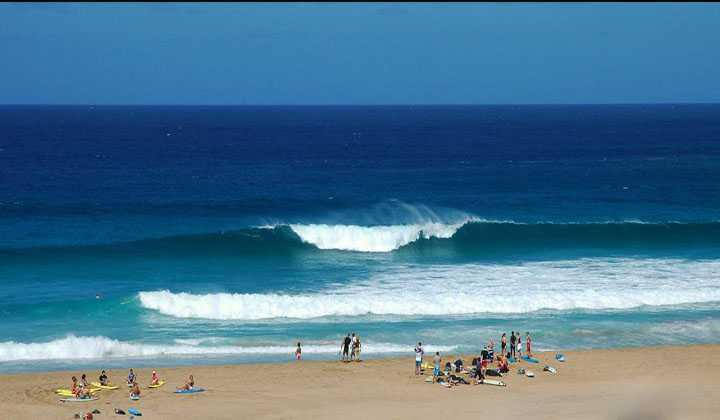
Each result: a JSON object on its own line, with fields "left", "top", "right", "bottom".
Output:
{"left": 150, "top": 370, "right": 160, "bottom": 386}
{"left": 127, "top": 368, "right": 136, "bottom": 386}
{"left": 432, "top": 352, "right": 441, "bottom": 382}
{"left": 354, "top": 335, "right": 362, "bottom": 362}
{"left": 526, "top": 332, "right": 532, "bottom": 357}
{"left": 129, "top": 382, "right": 141, "bottom": 399}
{"left": 98, "top": 370, "right": 108, "bottom": 386}
{"left": 501, "top": 333, "right": 507, "bottom": 356}
{"left": 177, "top": 375, "right": 195, "bottom": 391}
{"left": 517, "top": 333, "right": 523, "bottom": 358}
{"left": 414, "top": 342, "right": 424, "bottom": 375}
{"left": 295, "top": 342, "right": 302, "bottom": 360}
{"left": 80, "top": 374, "right": 89, "bottom": 388}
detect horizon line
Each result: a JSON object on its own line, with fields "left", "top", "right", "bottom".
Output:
{"left": 1, "top": 102, "right": 719, "bottom": 107}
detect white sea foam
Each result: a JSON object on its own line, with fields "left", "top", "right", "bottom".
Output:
{"left": 0, "top": 335, "right": 454, "bottom": 362}
{"left": 138, "top": 258, "right": 720, "bottom": 320}
{"left": 288, "top": 220, "right": 474, "bottom": 252}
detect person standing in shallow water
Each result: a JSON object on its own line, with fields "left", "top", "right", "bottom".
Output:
{"left": 295, "top": 342, "right": 302, "bottom": 360}
{"left": 342, "top": 334, "right": 351, "bottom": 362}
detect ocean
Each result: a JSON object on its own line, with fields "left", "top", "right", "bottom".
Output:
{"left": 1, "top": 104, "right": 719, "bottom": 373}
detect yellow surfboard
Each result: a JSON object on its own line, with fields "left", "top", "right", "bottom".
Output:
{"left": 148, "top": 380, "right": 166, "bottom": 389}
{"left": 90, "top": 382, "right": 119, "bottom": 390}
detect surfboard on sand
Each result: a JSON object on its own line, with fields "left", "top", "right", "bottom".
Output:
{"left": 59, "top": 397, "right": 99, "bottom": 402}
{"left": 525, "top": 370, "right": 535, "bottom": 377}
{"left": 479, "top": 379, "right": 506, "bottom": 387}
{"left": 175, "top": 387, "right": 205, "bottom": 394}
{"left": 148, "top": 380, "right": 166, "bottom": 388}
{"left": 521, "top": 355, "right": 539, "bottom": 363}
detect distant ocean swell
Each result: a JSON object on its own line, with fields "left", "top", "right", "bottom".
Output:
{"left": 138, "top": 258, "right": 720, "bottom": 320}
{"left": 4, "top": 220, "right": 720, "bottom": 255}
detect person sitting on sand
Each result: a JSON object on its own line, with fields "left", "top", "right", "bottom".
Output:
{"left": 177, "top": 375, "right": 195, "bottom": 391}
{"left": 130, "top": 382, "right": 141, "bottom": 398}
{"left": 71, "top": 376, "right": 90, "bottom": 399}
{"left": 80, "top": 374, "right": 89, "bottom": 388}
{"left": 497, "top": 354, "right": 509, "bottom": 373}
{"left": 127, "top": 368, "right": 136, "bottom": 386}
{"left": 150, "top": 370, "right": 160, "bottom": 386}
{"left": 295, "top": 342, "right": 302, "bottom": 360}
{"left": 99, "top": 370, "right": 108, "bottom": 386}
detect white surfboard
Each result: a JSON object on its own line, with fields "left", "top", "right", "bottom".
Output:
{"left": 480, "top": 379, "right": 506, "bottom": 387}
{"left": 525, "top": 370, "right": 535, "bottom": 377}
{"left": 60, "top": 397, "right": 99, "bottom": 402}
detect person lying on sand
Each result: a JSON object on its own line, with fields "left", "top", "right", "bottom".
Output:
{"left": 150, "top": 370, "right": 160, "bottom": 386}
{"left": 177, "top": 374, "right": 195, "bottom": 391}
{"left": 130, "top": 382, "right": 141, "bottom": 398}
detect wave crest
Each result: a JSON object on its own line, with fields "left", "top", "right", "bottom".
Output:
{"left": 138, "top": 258, "right": 720, "bottom": 320}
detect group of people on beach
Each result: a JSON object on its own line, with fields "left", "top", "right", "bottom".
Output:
{"left": 68, "top": 368, "right": 195, "bottom": 400}
{"left": 340, "top": 332, "right": 362, "bottom": 362}
{"left": 415, "top": 331, "right": 534, "bottom": 385}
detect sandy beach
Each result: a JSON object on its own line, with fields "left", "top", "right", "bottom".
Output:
{"left": 2, "top": 344, "right": 719, "bottom": 419}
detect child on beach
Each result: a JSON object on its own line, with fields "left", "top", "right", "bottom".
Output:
{"left": 414, "top": 342, "right": 424, "bottom": 375}
{"left": 150, "top": 370, "right": 160, "bottom": 386}
{"left": 98, "top": 370, "right": 108, "bottom": 386}
{"left": 295, "top": 342, "right": 302, "bottom": 360}
{"left": 129, "top": 382, "right": 141, "bottom": 399}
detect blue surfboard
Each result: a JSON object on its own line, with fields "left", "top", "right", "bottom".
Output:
{"left": 521, "top": 355, "right": 539, "bottom": 363}
{"left": 128, "top": 408, "right": 142, "bottom": 416}
{"left": 175, "top": 387, "right": 205, "bottom": 394}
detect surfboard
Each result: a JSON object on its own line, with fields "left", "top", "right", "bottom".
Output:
{"left": 525, "top": 370, "right": 535, "bottom": 377}
{"left": 59, "top": 397, "right": 99, "bottom": 402}
{"left": 480, "top": 379, "right": 507, "bottom": 387}
{"left": 174, "top": 387, "right": 205, "bottom": 394}
{"left": 56, "top": 389, "right": 99, "bottom": 396}
{"left": 148, "top": 380, "right": 166, "bottom": 388}
{"left": 128, "top": 408, "right": 142, "bottom": 416}
{"left": 521, "top": 355, "right": 539, "bottom": 363}
{"left": 90, "top": 382, "right": 119, "bottom": 390}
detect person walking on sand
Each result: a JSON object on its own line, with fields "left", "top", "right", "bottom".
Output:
{"left": 510, "top": 331, "right": 517, "bottom": 358}
{"left": 414, "top": 342, "right": 424, "bottom": 375}
{"left": 526, "top": 332, "right": 533, "bottom": 357}
{"left": 295, "top": 342, "right": 302, "bottom": 360}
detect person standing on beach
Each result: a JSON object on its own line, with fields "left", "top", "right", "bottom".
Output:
{"left": 354, "top": 335, "right": 362, "bottom": 362}
{"left": 501, "top": 333, "right": 507, "bottom": 356}
{"left": 526, "top": 332, "right": 533, "bottom": 357}
{"left": 510, "top": 331, "right": 517, "bottom": 358}
{"left": 350, "top": 333, "right": 358, "bottom": 361}
{"left": 295, "top": 342, "right": 302, "bottom": 360}
{"left": 517, "top": 333, "right": 523, "bottom": 358}
{"left": 414, "top": 342, "right": 424, "bottom": 375}
{"left": 342, "top": 334, "right": 351, "bottom": 362}
{"left": 432, "top": 351, "right": 441, "bottom": 382}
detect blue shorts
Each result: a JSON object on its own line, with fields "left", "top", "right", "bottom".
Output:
{"left": 433, "top": 366, "right": 440, "bottom": 376}
{"left": 415, "top": 360, "right": 421, "bottom": 367}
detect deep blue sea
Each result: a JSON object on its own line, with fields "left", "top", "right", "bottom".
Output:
{"left": 1, "top": 105, "right": 720, "bottom": 373}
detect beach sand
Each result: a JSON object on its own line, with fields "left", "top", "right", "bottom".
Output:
{"left": 2, "top": 344, "right": 719, "bottom": 419}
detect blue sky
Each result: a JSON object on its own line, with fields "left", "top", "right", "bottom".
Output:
{"left": 1, "top": 2, "right": 719, "bottom": 104}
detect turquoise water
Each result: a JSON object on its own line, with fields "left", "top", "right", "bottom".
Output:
{"left": 1, "top": 105, "right": 719, "bottom": 373}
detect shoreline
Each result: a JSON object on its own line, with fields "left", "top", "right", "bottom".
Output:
{"left": 2, "top": 344, "right": 719, "bottom": 419}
